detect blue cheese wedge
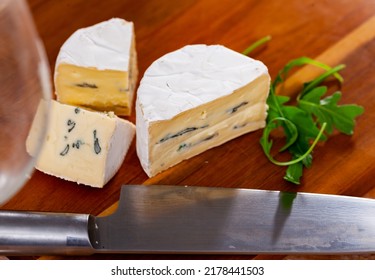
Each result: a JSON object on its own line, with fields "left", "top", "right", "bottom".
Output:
{"left": 136, "top": 44, "right": 270, "bottom": 177}
{"left": 54, "top": 18, "right": 138, "bottom": 116}
{"left": 26, "top": 100, "right": 135, "bottom": 188}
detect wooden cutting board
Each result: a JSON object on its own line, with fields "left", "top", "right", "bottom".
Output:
{"left": 3, "top": 0, "right": 375, "bottom": 260}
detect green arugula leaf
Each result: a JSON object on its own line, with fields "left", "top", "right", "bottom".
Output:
{"left": 273, "top": 57, "right": 344, "bottom": 89}
{"left": 299, "top": 90, "right": 364, "bottom": 135}
{"left": 242, "top": 35, "right": 272, "bottom": 56}
{"left": 266, "top": 58, "right": 363, "bottom": 184}
{"left": 284, "top": 162, "right": 303, "bottom": 185}
{"left": 244, "top": 38, "right": 364, "bottom": 184}
{"left": 299, "top": 64, "right": 346, "bottom": 98}
{"left": 260, "top": 117, "right": 298, "bottom": 159}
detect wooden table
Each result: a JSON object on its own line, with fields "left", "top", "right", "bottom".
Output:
{"left": 3, "top": 0, "right": 375, "bottom": 260}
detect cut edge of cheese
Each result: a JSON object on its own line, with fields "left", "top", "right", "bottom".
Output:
{"left": 27, "top": 100, "right": 135, "bottom": 188}
{"left": 136, "top": 44, "right": 270, "bottom": 178}
{"left": 137, "top": 77, "right": 269, "bottom": 177}
{"left": 54, "top": 18, "right": 138, "bottom": 116}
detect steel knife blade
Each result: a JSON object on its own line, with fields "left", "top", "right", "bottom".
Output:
{"left": 0, "top": 184, "right": 374, "bottom": 255}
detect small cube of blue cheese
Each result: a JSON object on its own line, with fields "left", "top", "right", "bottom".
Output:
{"left": 26, "top": 100, "right": 135, "bottom": 188}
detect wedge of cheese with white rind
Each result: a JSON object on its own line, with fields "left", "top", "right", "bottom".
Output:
{"left": 136, "top": 44, "right": 270, "bottom": 177}
{"left": 55, "top": 18, "right": 138, "bottom": 116}
{"left": 26, "top": 100, "right": 135, "bottom": 188}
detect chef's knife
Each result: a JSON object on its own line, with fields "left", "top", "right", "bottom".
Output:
{"left": 0, "top": 184, "right": 374, "bottom": 255}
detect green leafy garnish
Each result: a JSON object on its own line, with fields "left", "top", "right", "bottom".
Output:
{"left": 242, "top": 35, "right": 272, "bottom": 56}
{"left": 243, "top": 38, "right": 364, "bottom": 184}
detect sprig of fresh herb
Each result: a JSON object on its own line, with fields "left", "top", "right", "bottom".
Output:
{"left": 242, "top": 35, "right": 272, "bottom": 56}
{"left": 243, "top": 37, "right": 364, "bottom": 184}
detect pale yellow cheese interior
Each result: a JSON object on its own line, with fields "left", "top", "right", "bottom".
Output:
{"left": 27, "top": 100, "right": 135, "bottom": 188}
{"left": 146, "top": 74, "right": 270, "bottom": 176}
{"left": 55, "top": 39, "right": 138, "bottom": 116}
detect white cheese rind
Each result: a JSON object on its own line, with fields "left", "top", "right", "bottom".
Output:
{"left": 55, "top": 18, "right": 133, "bottom": 72}
{"left": 136, "top": 44, "right": 270, "bottom": 177}
{"left": 54, "top": 18, "right": 138, "bottom": 116}
{"left": 137, "top": 44, "right": 268, "bottom": 121}
{"left": 26, "top": 100, "right": 135, "bottom": 188}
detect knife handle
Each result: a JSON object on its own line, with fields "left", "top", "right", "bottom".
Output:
{"left": 0, "top": 210, "right": 95, "bottom": 255}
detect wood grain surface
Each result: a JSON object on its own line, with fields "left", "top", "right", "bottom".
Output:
{"left": 2, "top": 0, "right": 375, "bottom": 260}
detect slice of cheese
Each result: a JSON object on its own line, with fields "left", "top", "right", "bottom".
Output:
{"left": 54, "top": 18, "right": 138, "bottom": 116}
{"left": 26, "top": 100, "right": 135, "bottom": 188}
{"left": 136, "top": 44, "right": 270, "bottom": 177}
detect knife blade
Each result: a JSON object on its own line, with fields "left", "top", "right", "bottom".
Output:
{"left": 0, "top": 184, "right": 374, "bottom": 255}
